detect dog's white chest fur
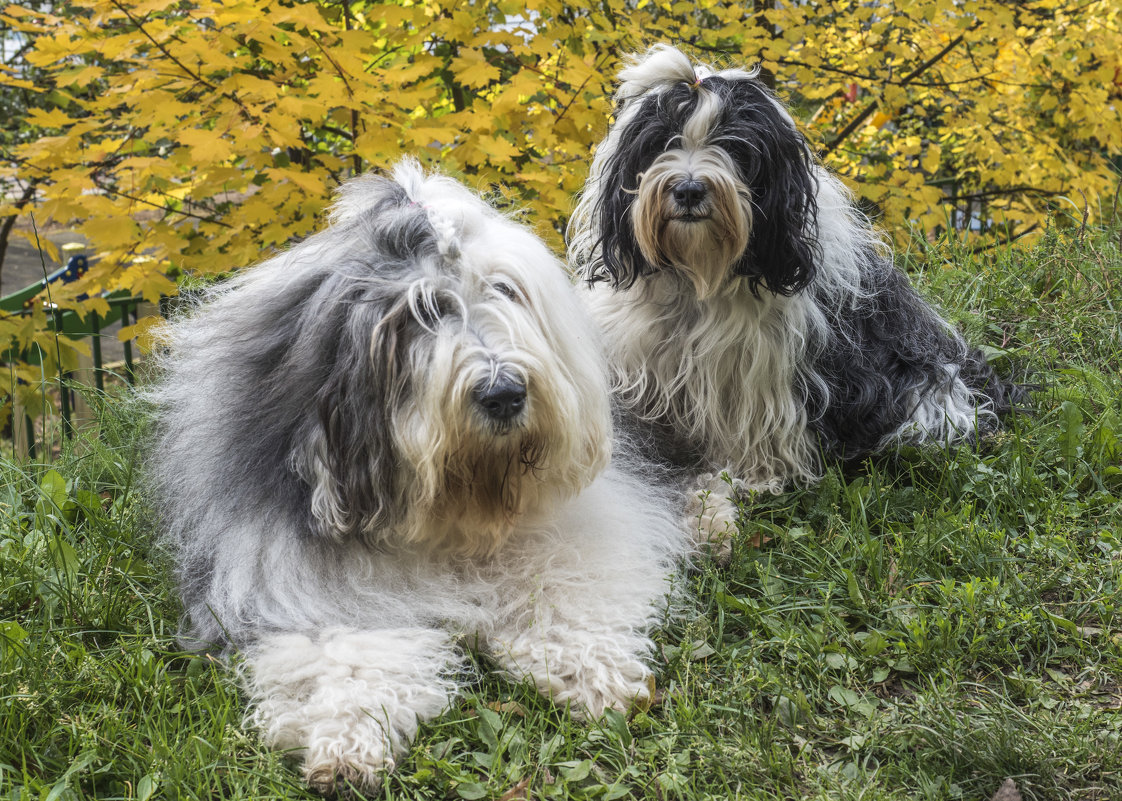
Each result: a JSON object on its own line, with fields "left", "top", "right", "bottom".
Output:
{"left": 585, "top": 274, "right": 820, "bottom": 491}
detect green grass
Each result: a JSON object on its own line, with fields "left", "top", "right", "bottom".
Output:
{"left": 3, "top": 225, "right": 1121, "bottom": 800}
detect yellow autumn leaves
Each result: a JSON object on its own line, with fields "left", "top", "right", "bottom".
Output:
{"left": 1, "top": 0, "right": 1119, "bottom": 422}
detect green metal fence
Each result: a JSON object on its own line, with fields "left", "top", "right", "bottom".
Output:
{"left": 2, "top": 255, "right": 154, "bottom": 459}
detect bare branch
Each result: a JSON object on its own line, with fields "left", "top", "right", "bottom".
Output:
{"left": 967, "top": 222, "right": 1040, "bottom": 253}
{"left": 90, "top": 180, "right": 235, "bottom": 228}
{"left": 943, "top": 186, "right": 1062, "bottom": 203}
{"left": 823, "top": 19, "right": 981, "bottom": 157}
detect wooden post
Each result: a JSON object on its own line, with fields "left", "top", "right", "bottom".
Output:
{"left": 10, "top": 391, "right": 35, "bottom": 461}
{"left": 70, "top": 348, "right": 97, "bottom": 432}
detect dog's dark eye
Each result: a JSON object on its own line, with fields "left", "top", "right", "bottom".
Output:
{"left": 493, "top": 281, "right": 519, "bottom": 301}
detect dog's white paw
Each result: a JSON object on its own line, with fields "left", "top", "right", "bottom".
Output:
{"left": 295, "top": 710, "right": 398, "bottom": 795}
{"left": 245, "top": 628, "right": 457, "bottom": 795}
{"left": 494, "top": 629, "right": 656, "bottom": 720}
{"left": 264, "top": 701, "right": 399, "bottom": 796}
{"left": 303, "top": 748, "right": 393, "bottom": 796}
{"left": 559, "top": 659, "right": 656, "bottom": 720}
{"left": 684, "top": 470, "right": 743, "bottom": 561}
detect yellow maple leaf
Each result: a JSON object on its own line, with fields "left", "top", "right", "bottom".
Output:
{"left": 176, "top": 128, "right": 236, "bottom": 163}
{"left": 25, "top": 107, "right": 75, "bottom": 128}
{"left": 451, "top": 50, "right": 501, "bottom": 89}
{"left": 265, "top": 168, "right": 328, "bottom": 197}
{"left": 118, "top": 315, "right": 167, "bottom": 352}
{"left": 79, "top": 217, "right": 142, "bottom": 250}
{"left": 12, "top": 229, "right": 61, "bottom": 264}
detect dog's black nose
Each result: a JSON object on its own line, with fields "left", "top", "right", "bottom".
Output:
{"left": 473, "top": 376, "right": 527, "bottom": 422}
{"left": 672, "top": 179, "right": 707, "bottom": 210}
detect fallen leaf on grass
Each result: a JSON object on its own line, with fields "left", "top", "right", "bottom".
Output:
{"left": 486, "top": 701, "right": 527, "bottom": 718}
{"left": 498, "top": 778, "right": 530, "bottom": 801}
{"left": 991, "top": 778, "right": 1021, "bottom": 801}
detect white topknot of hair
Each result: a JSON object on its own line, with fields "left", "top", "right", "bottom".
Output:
{"left": 326, "top": 158, "right": 465, "bottom": 263}
{"left": 390, "top": 159, "right": 462, "bottom": 262}
{"left": 616, "top": 45, "right": 700, "bottom": 102}
{"left": 615, "top": 45, "right": 763, "bottom": 105}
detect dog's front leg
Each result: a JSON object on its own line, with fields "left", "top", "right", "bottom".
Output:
{"left": 489, "top": 621, "right": 657, "bottom": 720}
{"left": 683, "top": 468, "right": 745, "bottom": 561}
{"left": 484, "top": 532, "right": 667, "bottom": 716}
{"left": 482, "top": 465, "right": 686, "bottom": 720}
{"left": 243, "top": 627, "right": 459, "bottom": 794}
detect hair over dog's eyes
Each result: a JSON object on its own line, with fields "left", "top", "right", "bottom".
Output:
{"left": 414, "top": 293, "right": 454, "bottom": 327}
{"left": 493, "top": 281, "right": 519, "bottom": 301}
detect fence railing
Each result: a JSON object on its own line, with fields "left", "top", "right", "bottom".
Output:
{"left": 2, "top": 254, "right": 156, "bottom": 460}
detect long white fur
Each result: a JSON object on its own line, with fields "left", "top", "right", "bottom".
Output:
{"left": 241, "top": 463, "right": 683, "bottom": 790}
{"left": 151, "top": 160, "right": 691, "bottom": 793}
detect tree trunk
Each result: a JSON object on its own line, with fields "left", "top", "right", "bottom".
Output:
{"left": 0, "top": 181, "right": 39, "bottom": 291}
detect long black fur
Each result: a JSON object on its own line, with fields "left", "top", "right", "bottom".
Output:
{"left": 804, "top": 252, "right": 1021, "bottom": 460}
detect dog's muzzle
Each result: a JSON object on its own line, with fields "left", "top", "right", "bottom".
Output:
{"left": 473, "top": 375, "right": 527, "bottom": 423}
{"left": 671, "top": 179, "right": 708, "bottom": 216}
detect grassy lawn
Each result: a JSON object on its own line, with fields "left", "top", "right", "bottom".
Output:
{"left": 2, "top": 225, "right": 1120, "bottom": 800}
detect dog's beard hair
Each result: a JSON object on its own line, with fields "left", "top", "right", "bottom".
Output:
{"left": 631, "top": 148, "right": 752, "bottom": 299}
{"left": 293, "top": 279, "right": 610, "bottom": 560}
{"left": 386, "top": 302, "right": 607, "bottom": 557}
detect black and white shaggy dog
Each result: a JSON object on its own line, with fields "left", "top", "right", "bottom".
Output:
{"left": 568, "top": 45, "right": 1020, "bottom": 524}
{"left": 148, "top": 161, "right": 687, "bottom": 793}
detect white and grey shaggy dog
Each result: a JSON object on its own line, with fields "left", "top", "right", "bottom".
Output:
{"left": 149, "top": 161, "right": 688, "bottom": 793}
{"left": 568, "top": 46, "right": 1022, "bottom": 519}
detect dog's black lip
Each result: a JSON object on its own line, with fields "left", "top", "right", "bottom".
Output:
{"left": 670, "top": 213, "right": 711, "bottom": 222}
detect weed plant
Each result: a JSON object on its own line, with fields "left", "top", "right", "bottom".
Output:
{"left": 2, "top": 226, "right": 1120, "bottom": 799}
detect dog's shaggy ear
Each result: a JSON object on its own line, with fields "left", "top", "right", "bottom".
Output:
{"left": 592, "top": 164, "right": 649, "bottom": 289}
{"left": 720, "top": 82, "right": 821, "bottom": 296}
{"left": 587, "top": 84, "right": 700, "bottom": 289}
{"left": 735, "top": 149, "right": 820, "bottom": 296}
{"left": 296, "top": 292, "right": 414, "bottom": 545}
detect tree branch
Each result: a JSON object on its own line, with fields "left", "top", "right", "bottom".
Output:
{"left": 108, "top": 0, "right": 260, "bottom": 125}
{"left": 822, "top": 19, "right": 980, "bottom": 156}
{"left": 968, "top": 222, "right": 1040, "bottom": 253}
{"left": 943, "top": 185, "right": 1061, "bottom": 203}
{"left": 108, "top": 0, "right": 218, "bottom": 92}
{"left": 555, "top": 53, "right": 614, "bottom": 126}
{"left": 0, "top": 178, "right": 41, "bottom": 283}
{"left": 0, "top": 179, "right": 41, "bottom": 290}
{"left": 773, "top": 57, "right": 1041, "bottom": 90}
{"left": 90, "top": 180, "right": 235, "bottom": 228}
{"left": 340, "top": 0, "right": 362, "bottom": 176}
